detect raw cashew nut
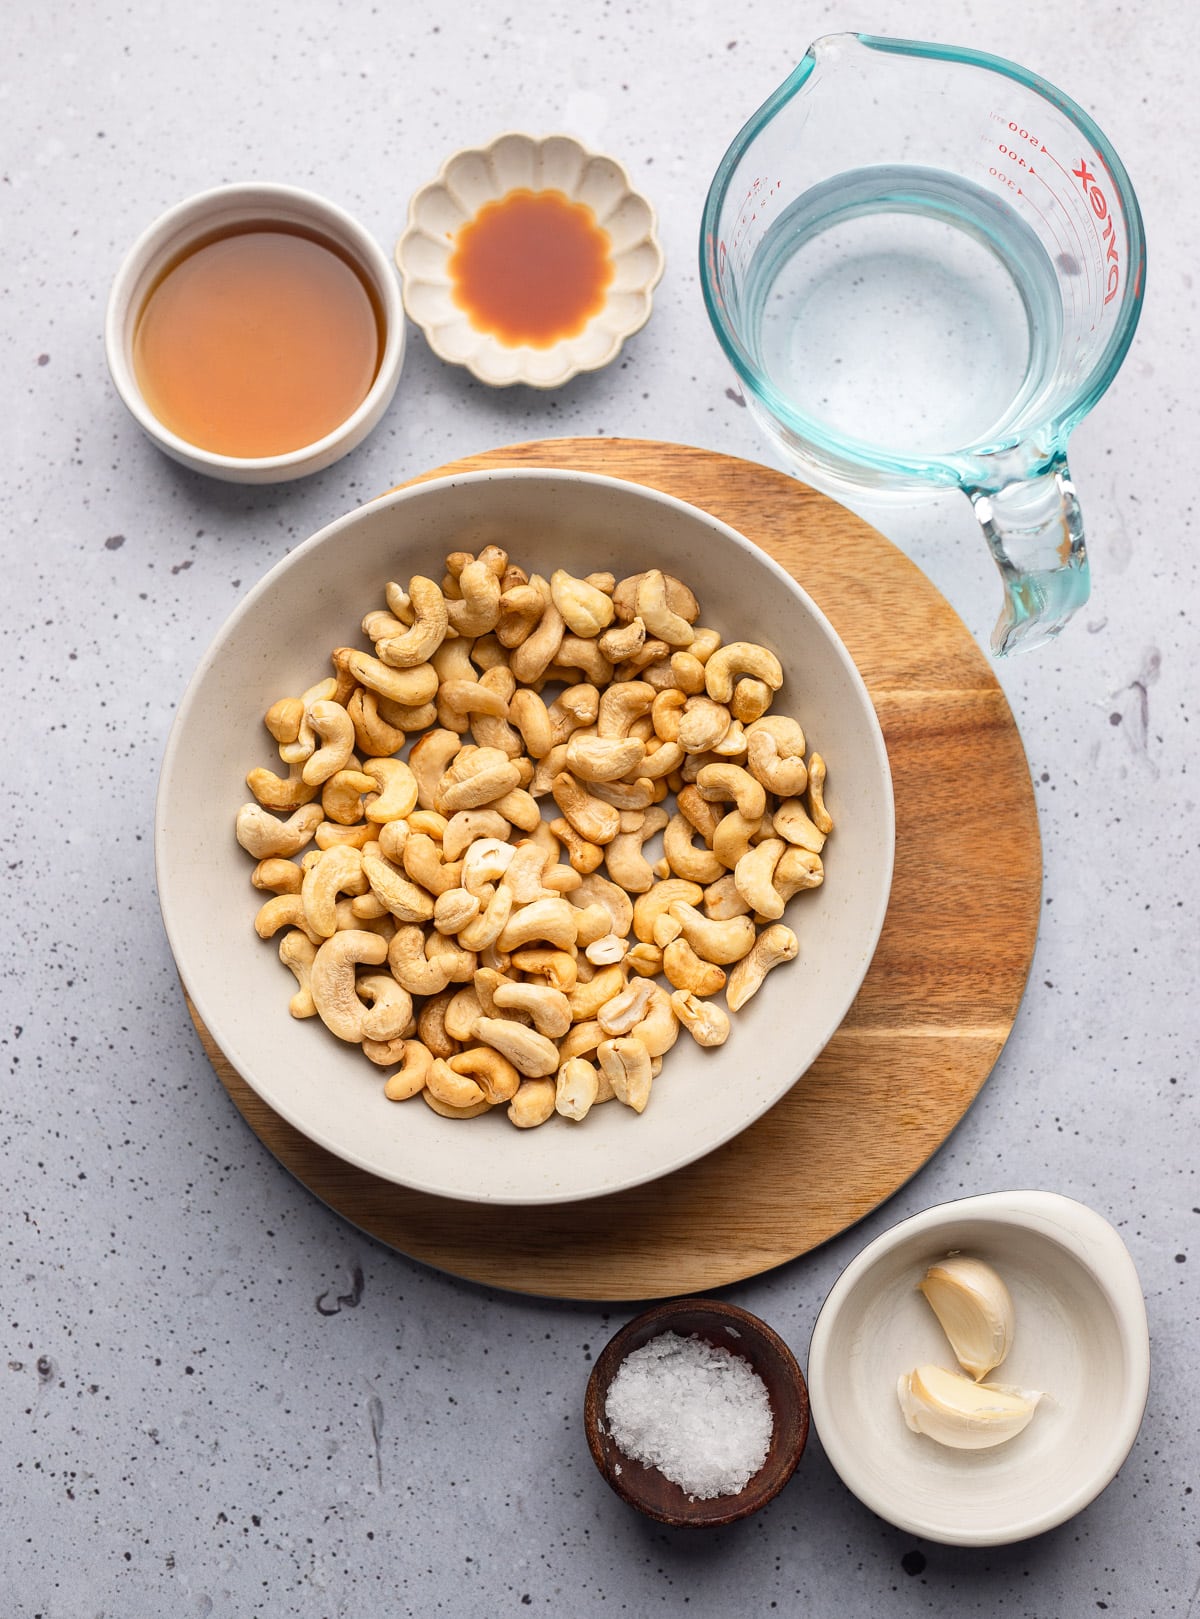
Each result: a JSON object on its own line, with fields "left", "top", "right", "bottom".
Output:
{"left": 433, "top": 887, "right": 481, "bottom": 935}
{"left": 676, "top": 697, "right": 731, "bottom": 754}
{"left": 550, "top": 816, "right": 605, "bottom": 875}
{"left": 704, "top": 642, "right": 784, "bottom": 704}
{"left": 236, "top": 802, "right": 323, "bottom": 859}
{"left": 670, "top": 990, "right": 731, "bottom": 1048}
{"left": 442, "top": 809, "right": 510, "bottom": 861}
{"left": 253, "top": 856, "right": 304, "bottom": 895}
{"left": 437, "top": 757, "right": 522, "bottom": 815}
{"left": 246, "top": 760, "right": 320, "bottom": 812}
{"left": 496, "top": 896, "right": 580, "bottom": 953}
{"left": 746, "top": 716, "right": 809, "bottom": 797}
{"left": 551, "top": 772, "right": 620, "bottom": 846}
{"left": 278, "top": 930, "right": 318, "bottom": 1018}
{"left": 374, "top": 576, "right": 449, "bottom": 667}
{"left": 384, "top": 1038, "right": 435, "bottom": 1101}
{"left": 596, "top": 681, "right": 655, "bottom": 739}
{"left": 472, "top": 1016, "right": 561, "bottom": 1077}
{"left": 302, "top": 844, "right": 368, "bottom": 938}
{"left": 662, "top": 814, "right": 724, "bottom": 884}
{"left": 635, "top": 569, "right": 695, "bottom": 647}
{"left": 726, "top": 923, "right": 799, "bottom": 1011}
{"left": 299, "top": 699, "right": 356, "bottom": 786}
{"left": 807, "top": 752, "right": 834, "bottom": 835}
{"left": 446, "top": 559, "right": 502, "bottom": 638}
{"left": 712, "top": 809, "right": 763, "bottom": 869}
{"left": 550, "top": 569, "right": 615, "bottom": 638}
{"left": 456, "top": 885, "right": 515, "bottom": 951}
{"left": 447, "top": 1045, "right": 521, "bottom": 1104}
{"left": 631, "top": 878, "right": 704, "bottom": 943}
{"left": 402, "top": 834, "right": 464, "bottom": 897}
{"left": 387, "top": 925, "right": 456, "bottom": 996}
{"left": 509, "top": 578, "right": 565, "bottom": 684}
{"left": 409, "top": 729, "right": 463, "bottom": 810}
{"left": 507, "top": 1078, "right": 558, "bottom": 1129}
{"left": 444, "top": 983, "right": 486, "bottom": 1042}
{"left": 362, "top": 853, "right": 437, "bottom": 923}
{"left": 668, "top": 900, "right": 756, "bottom": 965}
{"left": 565, "top": 734, "right": 645, "bottom": 783}
{"left": 696, "top": 762, "right": 767, "bottom": 823}
{"left": 421, "top": 1091, "right": 491, "bottom": 1120}
{"left": 702, "top": 872, "right": 751, "bottom": 920}
{"left": 598, "top": 619, "right": 645, "bottom": 663}
{"left": 321, "top": 767, "right": 377, "bottom": 825}
{"left": 362, "top": 757, "right": 419, "bottom": 823}
{"left": 772, "top": 796, "right": 827, "bottom": 854}
{"left": 555, "top": 1056, "right": 600, "bottom": 1121}
{"left": 461, "top": 836, "right": 517, "bottom": 896}
{"left": 427, "top": 1057, "right": 487, "bottom": 1110}
{"left": 676, "top": 784, "right": 723, "bottom": 845}
{"left": 596, "top": 976, "right": 656, "bottom": 1037}
{"left": 309, "top": 930, "right": 389, "bottom": 1041}
{"left": 357, "top": 973, "right": 415, "bottom": 1042}
{"left": 604, "top": 806, "right": 668, "bottom": 894}
{"left": 492, "top": 981, "right": 573, "bottom": 1038}
{"left": 341, "top": 649, "right": 439, "bottom": 708}
{"left": 254, "top": 893, "right": 321, "bottom": 946}
{"left": 733, "top": 837, "right": 788, "bottom": 922}
{"left": 567, "top": 963, "right": 628, "bottom": 1022}
{"left": 508, "top": 689, "right": 555, "bottom": 759}
{"left": 613, "top": 570, "right": 699, "bottom": 627}
{"left": 508, "top": 948, "right": 578, "bottom": 994}
{"left": 568, "top": 872, "right": 635, "bottom": 939}
{"left": 631, "top": 984, "right": 680, "bottom": 1058}
{"left": 663, "top": 937, "right": 727, "bottom": 997}
{"left": 771, "top": 847, "right": 824, "bottom": 906}
{"left": 597, "top": 1037, "right": 654, "bottom": 1113}
{"left": 730, "top": 677, "right": 774, "bottom": 724}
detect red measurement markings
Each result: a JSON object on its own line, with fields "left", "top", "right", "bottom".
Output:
{"left": 1037, "top": 140, "right": 1121, "bottom": 305}
{"left": 720, "top": 176, "right": 785, "bottom": 284}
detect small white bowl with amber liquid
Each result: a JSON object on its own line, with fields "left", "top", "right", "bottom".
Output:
{"left": 396, "top": 132, "right": 664, "bottom": 387}
{"left": 105, "top": 182, "right": 406, "bottom": 483}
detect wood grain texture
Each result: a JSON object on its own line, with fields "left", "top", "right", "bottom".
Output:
{"left": 188, "top": 437, "right": 1041, "bottom": 1300}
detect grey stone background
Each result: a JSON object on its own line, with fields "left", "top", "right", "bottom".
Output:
{"left": 2, "top": 1, "right": 1194, "bottom": 1614}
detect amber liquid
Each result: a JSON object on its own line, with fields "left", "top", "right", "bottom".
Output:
{"left": 133, "top": 224, "right": 384, "bottom": 458}
{"left": 448, "top": 189, "right": 614, "bottom": 348}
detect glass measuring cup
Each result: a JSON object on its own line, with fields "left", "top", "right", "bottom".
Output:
{"left": 701, "top": 33, "right": 1145, "bottom": 655}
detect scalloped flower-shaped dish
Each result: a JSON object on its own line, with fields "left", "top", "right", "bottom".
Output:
{"left": 396, "top": 132, "right": 664, "bottom": 387}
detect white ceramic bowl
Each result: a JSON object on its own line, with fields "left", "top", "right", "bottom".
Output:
{"left": 807, "top": 1191, "right": 1151, "bottom": 1546}
{"left": 105, "top": 182, "right": 406, "bottom": 483}
{"left": 156, "top": 468, "right": 894, "bottom": 1204}
{"left": 396, "top": 133, "right": 664, "bottom": 387}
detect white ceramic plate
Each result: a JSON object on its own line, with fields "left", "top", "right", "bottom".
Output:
{"left": 396, "top": 133, "right": 664, "bottom": 387}
{"left": 156, "top": 469, "right": 894, "bottom": 1204}
{"left": 807, "top": 1191, "right": 1151, "bottom": 1546}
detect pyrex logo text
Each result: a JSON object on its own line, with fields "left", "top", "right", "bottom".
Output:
{"left": 1073, "top": 158, "right": 1121, "bottom": 305}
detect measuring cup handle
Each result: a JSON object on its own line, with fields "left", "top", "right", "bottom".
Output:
{"left": 968, "top": 457, "right": 1089, "bottom": 656}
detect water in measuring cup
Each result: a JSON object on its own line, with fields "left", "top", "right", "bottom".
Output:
{"left": 742, "top": 166, "right": 1063, "bottom": 461}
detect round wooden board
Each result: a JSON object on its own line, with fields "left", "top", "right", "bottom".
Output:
{"left": 189, "top": 437, "right": 1041, "bottom": 1301}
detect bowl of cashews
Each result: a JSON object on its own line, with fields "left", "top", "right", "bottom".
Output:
{"left": 156, "top": 468, "right": 894, "bottom": 1204}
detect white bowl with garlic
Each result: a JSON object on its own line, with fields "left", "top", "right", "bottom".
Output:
{"left": 807, "top": 1191, "right": 1150, "bottom": 1546}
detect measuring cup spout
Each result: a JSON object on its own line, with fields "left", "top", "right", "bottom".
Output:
{"left": 968, "top": 455, "right": 1088, "bottom": 656}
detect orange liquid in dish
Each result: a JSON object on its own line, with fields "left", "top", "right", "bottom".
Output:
{"left": 448, "top": 188, "right": 614, "bottom": 348}
{"left": 133, "top": 225, "right": 384, "bottom": 458}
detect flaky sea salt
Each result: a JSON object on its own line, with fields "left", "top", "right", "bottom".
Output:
{"left": 603, "top": 1331, "right": 774, "bottom": 1499}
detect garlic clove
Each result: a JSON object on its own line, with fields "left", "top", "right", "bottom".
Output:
{"left": 897, "top": 1363, "right": 1041, "bottom": 1450}
{"left": 917, "top": 1255, "right": 1015, "bottom": 1380}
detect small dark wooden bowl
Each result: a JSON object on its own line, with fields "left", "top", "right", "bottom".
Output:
{"left": 584, "top": 1297, "right": 810, "bottom": 1527}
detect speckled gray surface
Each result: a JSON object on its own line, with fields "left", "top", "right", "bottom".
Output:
{"left": 3, "top": 1, "right": 1196, "bottom": 1614}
